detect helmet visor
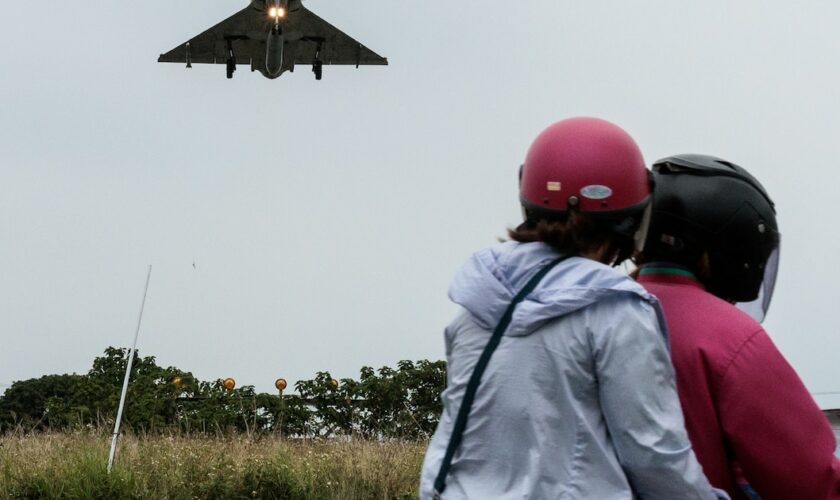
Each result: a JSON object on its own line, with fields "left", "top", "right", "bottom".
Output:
{"left": 736, "top": 243, "right": 780, "bottom": 323}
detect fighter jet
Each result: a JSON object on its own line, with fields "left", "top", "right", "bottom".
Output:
{"left": 158, "top": 0, "right": 387, "bottom": 80}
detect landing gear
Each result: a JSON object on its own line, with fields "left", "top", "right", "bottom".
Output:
{"left": 312, "top": 42, "right": 323, "bottom": 80}
{"left": 226, "top": 39, "right": 236, "bottom": 79}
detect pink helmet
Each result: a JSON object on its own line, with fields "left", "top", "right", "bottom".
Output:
{"left": 520, "top": 117, "right": 651, "bottom": 221}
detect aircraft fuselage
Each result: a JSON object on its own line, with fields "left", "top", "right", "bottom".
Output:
{"left": 159, "top": 0, "right": 387, "bottom": 81}
{"left": 265, "top": 28, "right": 285, "bottom": 77}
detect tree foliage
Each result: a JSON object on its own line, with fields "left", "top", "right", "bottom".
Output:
{"left": 0, "top": 348, "right": 445, "bottom": 439}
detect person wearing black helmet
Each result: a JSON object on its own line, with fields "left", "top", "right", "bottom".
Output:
{"left": 637, "top": 154, "right": 840, "bottom": 500}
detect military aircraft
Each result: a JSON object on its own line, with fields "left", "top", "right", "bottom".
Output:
{"left": 158, "top": 0, "right": 387, "bottom": 80}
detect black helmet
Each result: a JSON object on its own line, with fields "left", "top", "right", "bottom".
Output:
{"left": 644, "top": 154, "right": 780, "bottom": 320}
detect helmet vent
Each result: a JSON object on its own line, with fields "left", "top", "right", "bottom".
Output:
{"left": 714, "top": 159, "right": 738, "bottom": 171}
{"left": 660, "top": 233, "right": 684, "bottom": 251}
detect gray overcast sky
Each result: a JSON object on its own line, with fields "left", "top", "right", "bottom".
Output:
{"left": 2, "top": 1, "right": 839, "bottom": 406}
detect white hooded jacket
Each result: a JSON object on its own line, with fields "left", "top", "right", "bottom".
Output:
{"left": 420, "top": 241, "right": 718, "bottom": 499}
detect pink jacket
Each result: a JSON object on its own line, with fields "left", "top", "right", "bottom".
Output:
{"left": 639, "top": 268, "right": 840, "bottom": 500}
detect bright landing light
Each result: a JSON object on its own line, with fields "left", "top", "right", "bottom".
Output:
{"left": 269, "top": 7, "right": 285, "bottom": 18}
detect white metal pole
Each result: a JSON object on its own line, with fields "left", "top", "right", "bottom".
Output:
{"left": 107, "top": 265, "right": 152, "bottom": 473}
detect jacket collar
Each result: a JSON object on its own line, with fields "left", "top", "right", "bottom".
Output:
{"left": 637, "top": 262, "right": 705, "bottom": 290}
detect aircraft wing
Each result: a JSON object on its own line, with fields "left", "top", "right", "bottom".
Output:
{"left": 158, "top": 7, "right": 268, "bottom": 65}
{"left": 286, "top": 7, "right": 388, "bottom": 66}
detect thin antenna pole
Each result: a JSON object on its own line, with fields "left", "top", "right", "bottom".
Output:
{"left": 108, "top": 265, "right": 152, "bottom": 473}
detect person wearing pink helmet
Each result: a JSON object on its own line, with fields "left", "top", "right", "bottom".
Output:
{"left": 420, "top": 118, "right": 723, "bottom": 499}
{"left": 637, "top": 154, "right": 840, "bottom": 500}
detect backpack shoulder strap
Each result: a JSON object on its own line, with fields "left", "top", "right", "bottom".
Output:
{"left": 433, "top": 254, "right": 571, "bottom": 498}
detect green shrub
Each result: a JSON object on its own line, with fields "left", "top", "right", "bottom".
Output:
{"left": 0, "top": 348, "right": 446, "bottom": 440}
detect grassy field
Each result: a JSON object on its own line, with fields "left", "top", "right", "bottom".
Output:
{"left": 0, "top": 431, "right": 427, "bottom": 499}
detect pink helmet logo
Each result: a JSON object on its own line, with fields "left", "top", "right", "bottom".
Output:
{"left": 580, "top": 185, "right": 613, "bottom": 200}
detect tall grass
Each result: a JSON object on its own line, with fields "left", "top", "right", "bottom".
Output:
{"left": 0, "top": 430, "right": 426, "bottom": 499}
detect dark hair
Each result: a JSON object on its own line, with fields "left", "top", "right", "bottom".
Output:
{"left": 635, "top": 234, "right": 777, "bottom": 299}
{"left": 508, "top": 212, "right": 633, "bottom": 264}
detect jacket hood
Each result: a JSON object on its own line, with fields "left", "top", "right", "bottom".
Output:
{"left": 449, "top": 241, "right": 657, "bottom": 337}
